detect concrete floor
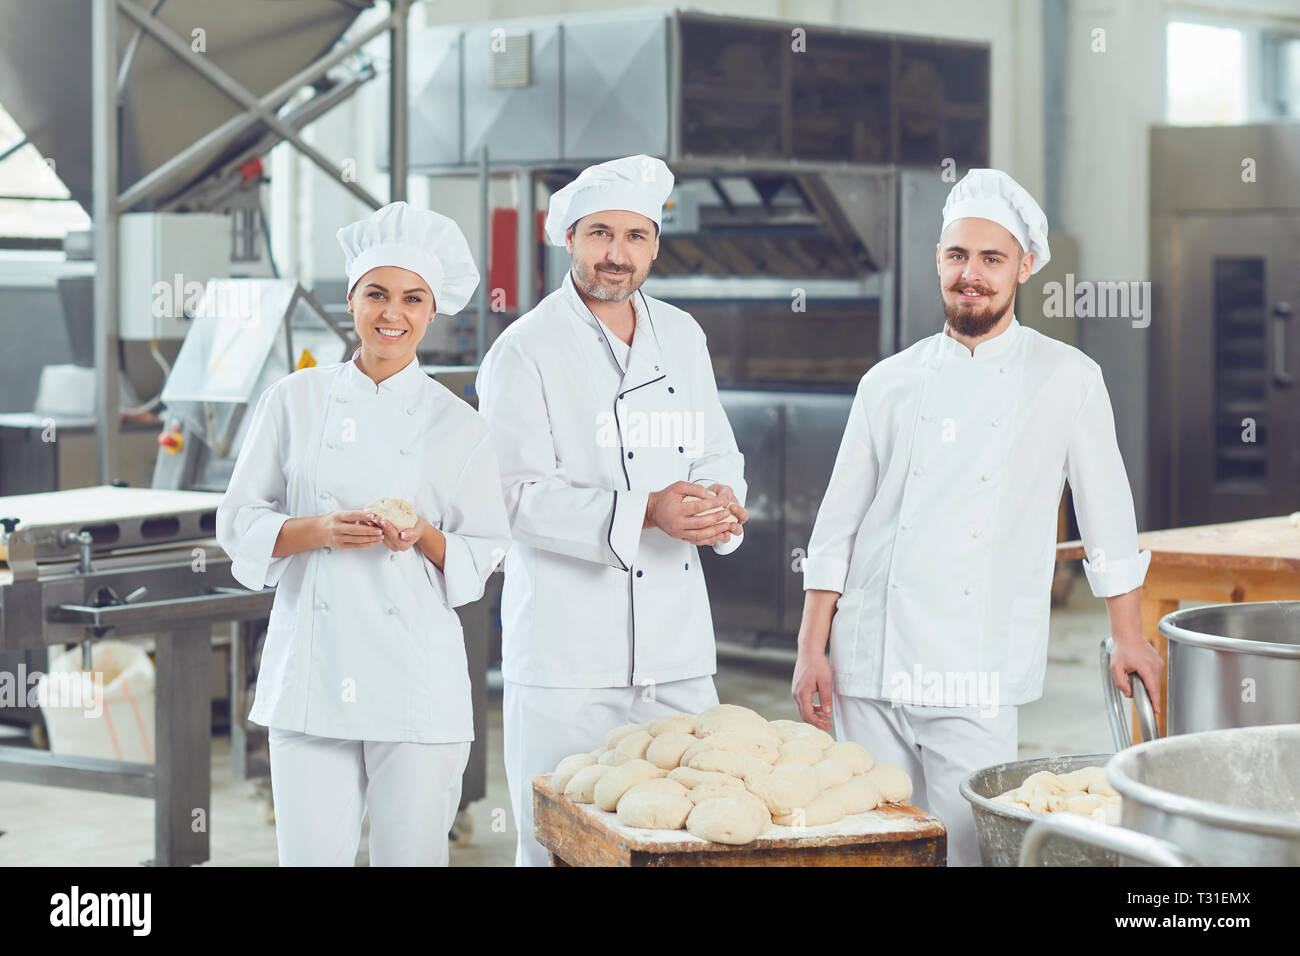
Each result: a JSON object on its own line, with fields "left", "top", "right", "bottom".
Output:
{"left": 0, "top": 574, "right": 1118, "bottom": 866}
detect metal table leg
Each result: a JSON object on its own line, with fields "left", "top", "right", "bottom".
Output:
{"left": 153, "top": 625, "right": 211, "bottom": 866}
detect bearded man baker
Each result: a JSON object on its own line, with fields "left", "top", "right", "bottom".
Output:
{"left": 476, "top": 154, "right": 750, "bottom": 866}
{"left": 791, "top": 168, "right": 1163, "bottom": 866}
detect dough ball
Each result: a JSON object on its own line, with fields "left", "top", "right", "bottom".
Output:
{"left": 551, "top": 752, "right": 598, "bottom": 793}
{"left": 687, "top": 750, "right": 773, "bottom": 782}
{"left": 824, "top": 741, "right": 874, "bottom": 774}
{"left": 773, "top": 789, "right": 845, "bottom": 828}
{"left": 681, "top": 732, "right": 780, "bottom": 766}
{"left": 1063, "top": 792, "right": 1107, "bottom": 816}
{"left": 598, "top": 749, "right": 632, "bottom": 767}
{"left": 646, "top": 731, "right": 697, "bottom": 770}
{"left": 864, "top": 762, "right": 913, "bottom": 803}
{"left": 364, "top": 497, "right": 418, "bottom": 530}
{"left": 768, "top": 721, "right": 835, "bottom": 751}
{"left": 746, "top": 763, "right": 820, "bottom": 816}
{"left": 775, "top": 739, "right": 822, "bottom": 766}
{"left": 688, "top": 783, "right": 749, "bottom": 805}
{"left": 812, "top": 759, "right": 853, "bottom": 790}
{"left": 668, "top": 766, "right": 745, "bottom": 791}
{"left": 1057, "top": 765, "right": 1118, "bottom": 797}
{"left": 685, "top": 793, "right": 768, "bottom": 845}
{"left": 616, "top": 783, "right": 693, "bottom": 830}
{"left": 695, "top": 704, "right": 771, "bottom": 738}
{"left": 648, "top": 713, "right": 697, "bottom": 737}
{"left": 594, "top": 759, "right": 666, "bottom": 812}
{"left": 831, "top": 775, "right": 882, "bottom": 814}
{"left": 613, "top": 730, "right": 654, "bottom": 761}
{"left": 564, "top": 764, "right": 616, "bottom": 803}
{"left": 681, "top": 495, "right": 738, "bottom": 525}
{"left": 604, "top": 722, "right": 651, "bottom": 749}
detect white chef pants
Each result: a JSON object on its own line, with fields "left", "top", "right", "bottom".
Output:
{"left": 833, "top": 694, "right": 1018, "bottom": 867}
{"left": 504, "top": 676, "right": 719, "bottom": 867}
{"left": 268, "top": 727, "right": 470, "bottom": 867}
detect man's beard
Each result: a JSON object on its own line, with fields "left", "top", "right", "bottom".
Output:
{"left": 943, "top": 283, "right": 1015, "bottom": 337}
{"left": 573, "top": 257, "right": 650, "bottom": 303}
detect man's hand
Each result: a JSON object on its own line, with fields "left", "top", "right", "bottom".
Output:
{"left": 702, "top": 483, "right": 749, "bottom": 546}
{"left": 1109, "top": 634, "right": 1164, "bottom": 713}
{"left": 366, "top": 510, "right": 428, "bottom": 553}
{"left": 318, "top": 510, "right": 384, "bottom": 550}
{"left": 792, "top": 647, "right": 834, "bottom": 730}
{"left": 644, "top": 480, "right": 738, "bottom": 545}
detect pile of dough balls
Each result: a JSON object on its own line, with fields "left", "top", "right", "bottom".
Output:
{"left": 992, "top": 766, "right": 1121, "bottom": 825}
{"left": 548, "top": 704, "right": 913, "bottom": 845}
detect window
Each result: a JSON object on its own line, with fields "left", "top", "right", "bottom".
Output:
{"left": 0, "top": 100, "right": 89, "bottom": 249}
{"left": 1166, "top": 21, "right": 1247, "bottom": 125}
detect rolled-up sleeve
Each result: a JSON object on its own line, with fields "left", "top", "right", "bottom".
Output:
{"left": 686, "top": 325, "right": 748, "bottom": 557}
{"left": 216, "top": 387, "right": 293, "bottom": 591}
{"left": 477, "top": 335, "right": 645, "bottom": 570}
{"left": 1065, "top": 366, "right": 1151, "bottom": 597}
{"left": 434, "top": 431, "right": 514, "bottom": 608}
{"left": 803, "top": 375, "right": 878, "bottom": 593}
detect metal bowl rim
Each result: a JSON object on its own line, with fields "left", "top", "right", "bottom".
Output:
{"left": 1108, "top": 724, "right": 1300, "bottom": 837}
{"left": 1158, "top": 601, "right": 1300, "bottom": 659}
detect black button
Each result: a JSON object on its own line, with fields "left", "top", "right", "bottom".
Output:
{"left": 668, "top": 386, "right": 675, "bottom": 394}
{"left": 684, "top": 562, "right": 689, "bottom": 571}
{"left": 627, "top": 451, "right": 634, "bottom": 459}
{"left": 636, "top": 570, "right": 643, "bottom": 577}
{"left": 677, "top": 446, "right": 684, "bottom": 453}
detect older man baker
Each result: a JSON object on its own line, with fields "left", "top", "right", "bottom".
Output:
{"left": 477, "top": 155, "right": 749, "bottom": 866}
{"left": 792, "top": 168, "right": 1164, "bottom": 866}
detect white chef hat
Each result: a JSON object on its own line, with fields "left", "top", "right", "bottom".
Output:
{"left": 941, "top": 169, "right": 1051, "bottom": 274}
{"left": 336, "top": 201, "right": 480, "bottom": 314}
{"left": 544, "top": 154, "right": 675, "bottom": 246}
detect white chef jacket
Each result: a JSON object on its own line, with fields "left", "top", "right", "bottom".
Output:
{"left": 803, "top": 317, "right": 1150, "bottom": 707}
{"left": 216, "top": 353, "right": 512, "bottom": 743}
{"left": 476, "top": 271, "right": 746, "bottom": 689}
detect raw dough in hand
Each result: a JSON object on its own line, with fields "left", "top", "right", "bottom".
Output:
{"left": 747, "top": 764, "right": 820, "bottom": 815}
{"left": 564, "top": 764, "right": 615, "bottom": 803}
{"left": 594, "top": 759, "right": 666, "bottom": 812}
{"left": 551, "top": 752, "right": 597, "bottom": 793}
{"left": 824, "top": 741, "right": 874, "bottom": 774}
{"left": 831, "top": 775, "right": 882, "bottom": 813}
{"left": 649, "top": 713, "right": 697, "bottom": 737}
{"left": 364, "top": 497, "right": 418, "bottom": 530}
{"left": 865, "top": 762, "right": 913, "bottom": 803}
{"left": 682, "top": 495, "right": 738, "bottom": 525}
{"left": 773, "top": 789, "right": 845, "bottom": 828}
{"left": 646, "top": 731, "right": 697, "bottom": 770}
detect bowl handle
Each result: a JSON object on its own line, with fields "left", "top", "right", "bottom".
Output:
{"left": 1100, "top": 636, "right": 1159, "bottom": 750}
{"left": 1019, "top": 813, "right": 1197, "bottom": 867}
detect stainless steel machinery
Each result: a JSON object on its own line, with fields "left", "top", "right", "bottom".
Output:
{"left": 1148, "top": 122, "right": 1300, "bottom": 529}
{"left": 0, "top": 486, "right": 272, "bottom": 866}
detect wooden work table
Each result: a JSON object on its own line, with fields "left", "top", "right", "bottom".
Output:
{"left": 532, "top": 775, "right": 946, "bottom": 866}
{"left": 1056, "top": 514, "right": 1300, "bottom": 739}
